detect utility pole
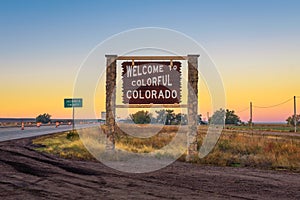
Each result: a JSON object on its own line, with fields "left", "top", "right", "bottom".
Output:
{"left": 250, "top": 102, "right": 253, "bottom": 129}
{"left": 207, "top": 112, "right": 210, "bottom": 123}
{"left": 72, "top": 106, "right": 75, "bottom": 132}
{"left": 294, "top": 96, "right": 297, "bottom": 133}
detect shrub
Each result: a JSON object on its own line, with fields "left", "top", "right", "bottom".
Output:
{"left": 66, "top": 130, "right": 79, "bottom": 141}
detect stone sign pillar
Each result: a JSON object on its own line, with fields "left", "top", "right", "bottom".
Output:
{"left": 187, "top": 54, "right": 200, "bottom": 161}
{"left": 105, "top": 55, "right": 117, "bottom": 151}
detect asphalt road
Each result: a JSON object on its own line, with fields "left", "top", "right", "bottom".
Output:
{"left": 0, "top": 124, "right": 98, "bottom": 142}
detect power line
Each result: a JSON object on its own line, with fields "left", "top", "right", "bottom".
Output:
{"left": 253, "top": 97, "right": 293, "bottom": 109}
{"left": 236, "top": 107, "right": 249, "bottom": 113}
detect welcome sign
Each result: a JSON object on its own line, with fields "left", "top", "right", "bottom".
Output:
{"left": 122, "top": 61, "right": 181, "bottom": 104}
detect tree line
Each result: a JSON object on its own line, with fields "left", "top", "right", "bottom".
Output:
{"left": 129, "top": 109, "right": 300, "bottom": 126}
{"left": 129, "top": 109, "right": 190, "bottom": 125}
{"left": 129, "top": 109, "right": 241, "bottom": 125}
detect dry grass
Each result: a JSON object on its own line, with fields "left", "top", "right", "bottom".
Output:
{"left": 33, "top": 130, "right": 95, "bottom": 161}
{"left": 33, "top": 125, "right": 300, "bottom": 171}
{"left": 195, "top": 131, "right": 300, "bottom": 171}
{"left": 225, "top": 124, "right": 300, "bottom": 132}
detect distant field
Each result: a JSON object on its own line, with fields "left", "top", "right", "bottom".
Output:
{"left": 226, "top": 123, "right": 300, "bottom": 132}
{"left": 33, "top": 124, "right": 300, "bottom": 172}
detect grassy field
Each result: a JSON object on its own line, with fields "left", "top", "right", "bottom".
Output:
{"left": 226, "top": 124, "right": 300, "bottom": 132}
{"left": 33, "top": 124, "right": 300, "bottom": 171}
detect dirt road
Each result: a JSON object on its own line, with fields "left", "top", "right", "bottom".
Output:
{"left": 0, "top": 137, "right": 299, "bottom": 200}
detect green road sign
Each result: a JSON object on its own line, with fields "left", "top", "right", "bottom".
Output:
{"left": 64, "top": 98, "right": 83, "bottom": 108}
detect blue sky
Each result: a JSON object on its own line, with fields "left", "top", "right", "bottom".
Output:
{"left": 1, "top": 0, "right": 299, "bottom": 59}
{"left": 1, "top": 0, "right": 300, "bottom": 121}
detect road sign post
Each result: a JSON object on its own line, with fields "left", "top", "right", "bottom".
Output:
{"left": 64, "top": 98, "right": 83, "bottom": 132}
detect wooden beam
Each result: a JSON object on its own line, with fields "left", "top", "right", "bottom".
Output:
{"left": 115, "top": 104, "right": 187, "bottom": 108}
{"left": 116, "top": 56, "right": 187, "bottom": 61}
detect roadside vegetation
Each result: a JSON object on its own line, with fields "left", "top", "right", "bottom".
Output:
{"left": 225, "top": 124, "right": 300, "bottom": 132}
{"left": 36, "top": 113, "right": 52, "bottom": 124}
{"left": 196, "top": 131, "right": 300, "bottom": 171}
{"left": 33, "top": 124, "right": 300, "bottom": 172}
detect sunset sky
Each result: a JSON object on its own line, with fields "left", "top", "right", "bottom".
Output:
{"left": 1, "top": 0, "right": 300, "bottom": 122}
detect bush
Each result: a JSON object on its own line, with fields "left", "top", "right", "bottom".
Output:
{"left": 130, "top": 110, "right": 152, "bottom": 124}
{"left": 66, "top": 130, "right": 79, "bottom": 141}
{"left": 36, "top": 113, "right": 51, "bottom": 124}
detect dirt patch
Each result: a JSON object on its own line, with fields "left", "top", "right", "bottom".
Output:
{"left": 0, "top": 137, "right": 299, "bottom": 199}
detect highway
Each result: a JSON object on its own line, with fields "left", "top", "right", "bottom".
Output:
{"left": 0, "top": 124, "right": 98, "bottom": 142}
